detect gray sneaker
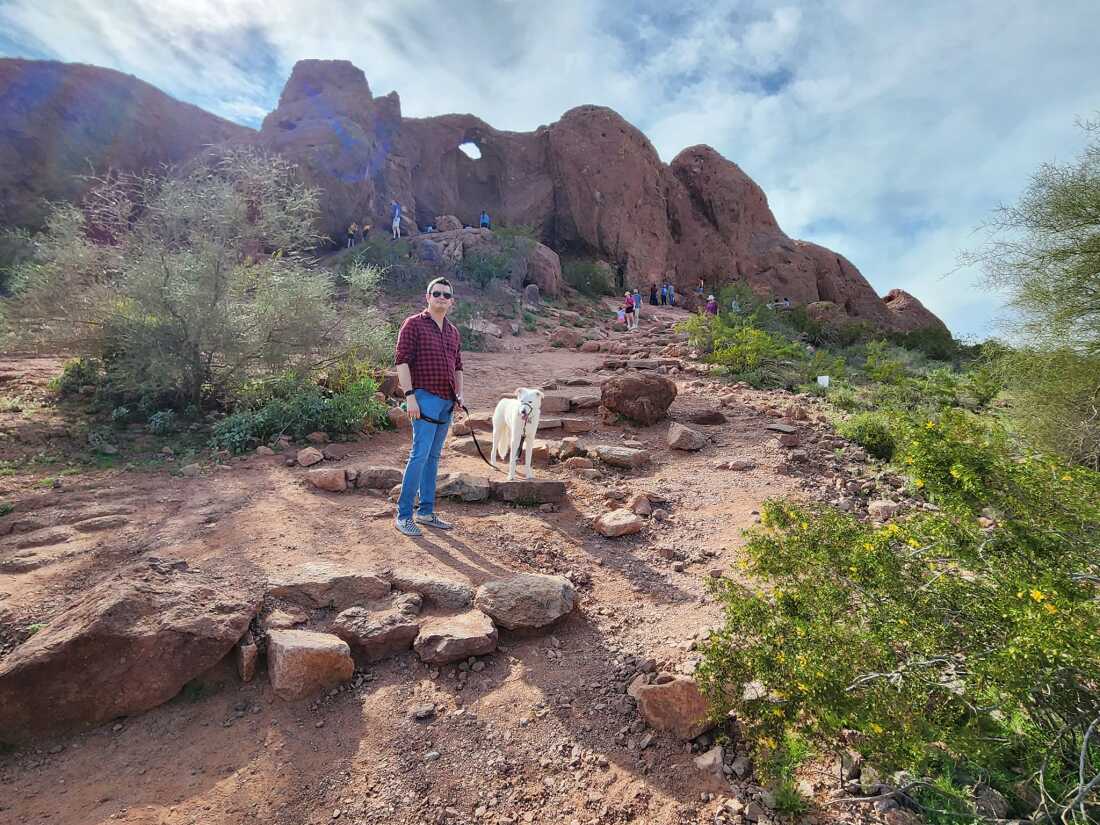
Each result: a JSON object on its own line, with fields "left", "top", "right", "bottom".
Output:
{"left": 414, "top": 513, "right": 453, "bottom": 530}
{"left": 394, "top": 517, "right": 422, "bottom": 537}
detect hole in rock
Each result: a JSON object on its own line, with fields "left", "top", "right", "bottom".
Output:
{"left": 457, "top": 142, "right": 482, "bottom": 160}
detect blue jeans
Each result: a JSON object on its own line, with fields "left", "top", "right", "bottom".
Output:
{"left": 397, "top": 389, "right": 453, "bottom": 521}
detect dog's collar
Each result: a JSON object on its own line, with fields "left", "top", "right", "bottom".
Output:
{"left": 520, "top": 401, "right": 534, "bottom": 422}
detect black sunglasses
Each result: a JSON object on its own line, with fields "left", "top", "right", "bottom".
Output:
{"left": 430, "top": 290, "right": 453, "bottom": 299}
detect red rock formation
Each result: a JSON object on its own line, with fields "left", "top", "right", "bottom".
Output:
{"left": 0, "top": 57, "right": 949, "bottom": 333}
{"left": 884, "top": 289, "right": 950, "bottom": 333}
{"left": 0, "top": 58, "right": 251, "bottom": 229}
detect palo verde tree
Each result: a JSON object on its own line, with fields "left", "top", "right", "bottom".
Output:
{"left": 965, "top": 119, "right": 1100, "bottom": 468}
{"left": 3, "top": 148, "right": 391, "bottom": 410}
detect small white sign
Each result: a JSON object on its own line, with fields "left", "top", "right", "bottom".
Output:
{"left": 817, "top": 375, "right": 830, "bottom": 388}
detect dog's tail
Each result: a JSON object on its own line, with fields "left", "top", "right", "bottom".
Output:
{"left": 494, "top": 426, "right": 512, "bottom": 460}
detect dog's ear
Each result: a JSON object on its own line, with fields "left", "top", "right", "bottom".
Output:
{"left": 515, "top": 388, "right": 524, "bottom": 399}
{"left": 535, "top": 390, "right": 544, "bottom": 400}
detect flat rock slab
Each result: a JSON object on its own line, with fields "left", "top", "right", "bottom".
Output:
{"left": 490, "top": 479, "right": 567, "bottom": 504}
{"left": 540, "top": 393, "right": 572, "bottom": 413}
{"left": 353, "top": 466, "right": 404, "bottom": 490}
{"left": 414, "top": 610, "right": 498, "bottom": 664}
{"left": 561, "top": 418, "right": 594, "bottom": 433}
{"left": 536, "top": 417, "right": 562, "bottom": 431}
{"left": 686, "top": 409, "right": 727, "bottom": 425}
{"left": 384, "top": 568, "right": 474, "bottom": 609}
{"left": 267, "top": 629, "right": 354, "bottom": 700}
{"left": 332, "top": 606, "right": 420, "bottom": 662}
{"left": 594, "top": 445, "right": 650, "bottom": 469}
{"left": 765, "top": 423, "right": 798, "bottom": 434}
{"left": 474, "top": 574, "right": 576, "bottom": 630}
{"left": 72, "top": 515, "right": 131, "bottom": 532}
{"left": 0, "top": 561, "right": 260, "bottom": 739}
{"left": 628, "top": 675, "right": 714, "bottom": 740}
{"left": 437, "top": 472, "right": 491, "bottom": 501}
{"left": 595, "top": 509, "right": 645, "bottom": 537}
{"left": 266, "top": 563, "right": 390, "bottom": 610}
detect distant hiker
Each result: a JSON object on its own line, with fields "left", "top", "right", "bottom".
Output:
{"left": 480, "top": 209, "right": 491, "bottom": 230}
{"left": 391, "top": 201, "right": 402, "bottom": 240}
{"left": 730, "top": 296, "right": 742, "bottom": 314}
{"left": 781, "top": 297, "right": 792, "bottom": 310}
{"left": 668, "top": 283, "right": 676, "bottom": 306}
{"left": 696, "top": 278, "right": 705, "bottom": 303}
{"left": 393, "top": 276, "right": 463, "bottom": 537}
{"left": 659, "top": 283, "right": 668, "bottom": 305}
{"left": 623, "top": 291, "right": 637, "bottom": 330}
{"left": 705, "top": 294, "right": 719, "bottom": 316}
{"left": 649, "top": 284, "right": 659, "bottom": 305}
{"left": 632, "top": 288, "right": 642, "bottom": 322}
{"left": 347, "top": 222, "right": 359, "bottom": 248}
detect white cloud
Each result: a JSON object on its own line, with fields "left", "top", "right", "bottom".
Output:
{"left": 2, "top": 0, "right": 1098, "bottom": 337}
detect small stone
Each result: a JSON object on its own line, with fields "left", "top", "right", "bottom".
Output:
{"left": 306, "top": 431, "right": 329, "bottom": 445}
{"left": 410, "top": 704, "right": 436, "bottom": 721}
{"left": 594, "top": 509, "right": 644, "bottom": 537}
{"left": 424, "top": 750, "right": 441, "bottom": 762}
{"left": 255, "top": 446, "right": 275, "bottom": 456}
{"left": 693, "top": 745, "right": 724, "bottom": 775}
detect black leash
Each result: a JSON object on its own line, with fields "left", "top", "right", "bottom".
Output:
{"left": 409, "top": 402, "right": 512, "bottom": 474}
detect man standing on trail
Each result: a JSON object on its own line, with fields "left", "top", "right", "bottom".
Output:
{"left": 480, "top": 209, "right": 491, "bottom": 230}
{"left": 391, "top": 200, "right": 402, "bottom": 240}
{"left": 347, "top": 221, "right": 358, "bottom": 248}
{"left": 632, "top": 287, "right": 642, "bottom": 323}
{"left": 393, "top": 277, "right": 464, "bottom": 537}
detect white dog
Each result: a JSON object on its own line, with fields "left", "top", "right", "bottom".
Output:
{"left": 490, "top": 388, "right": 544, "bottom": 480}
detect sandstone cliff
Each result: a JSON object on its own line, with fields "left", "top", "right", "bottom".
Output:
{"left": 0, "top": 58, "right": 252, "bottom": 228}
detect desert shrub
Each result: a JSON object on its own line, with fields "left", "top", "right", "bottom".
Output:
{"left": 699, "top": 432, "right": 1100, "bottom": 822}
{"left": 210, "top": 376, "right": 389, "bottom": 453}
{"left": 862, "top": 340, "right": 909, "bottom": 384}
{"left": 825, "top": 380, "right": 866, "bottom": 412}
{"left": 460, "top": 249, "right": 512, "bottom": 289}
{"left": 147, "top": 409, "right": 178, "bottom": 435}
{"left": 891, "top": 325, "right": 961, "bottom": 361}
{"left": 0, "top": 227, "right": 35, "bottom": 296}
{"left": 5, "top": 149, "right": 391, "bottom": 410}
{"left": 446, "top": 301, "right": 491, "bottom": 352}
{"left": 52, "top": 357, "right": 102, "bottom": 397}
{"left": 802, "top": 349, "right": 846, "bottom": 385}
{"left": 562, "top": 258, "right": 615, "bottom": 298}
{"left": 836, "top": 411, "right": 897, "bottom": 460}
{"left": 998, "top": 347, "right": 1100, "bottom": 470}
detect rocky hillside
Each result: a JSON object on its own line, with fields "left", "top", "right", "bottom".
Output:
{"left": 0, "top": 59, "right": 252, "bottom": 228}
{"left": 0, "top": 57, "right": 946, "bottom": 333}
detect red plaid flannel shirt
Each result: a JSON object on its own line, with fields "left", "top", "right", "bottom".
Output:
{"left": 394, "top": 310, "right": 463, "bottom": 401}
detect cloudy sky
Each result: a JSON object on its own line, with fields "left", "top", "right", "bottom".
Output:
{"left": 2, "top": 0, "right": 1098, "bottom": 338}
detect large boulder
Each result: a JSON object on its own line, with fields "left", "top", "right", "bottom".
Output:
{"left": 331, "top": 605, "right": 420, "bottom": 662}
{"left": 628, "top": 675, "right": 714, "bottom": 740}
{"left": 474, "top": 574, "right": 576, "bottom": 630}
{"left": 883, "top": 289, "right": 951, "bottom": 335}
{"left": 593, "top": 444, "right": 650, "bottom": 469}
{"left": 383, "top": 568, "right": 473, "bottom": 609}
{"left": 667, "top": 422, "right": 707, "bottom": 451}
{"left": 266, "top": 563, "right": 390, "bottom": 610}
{"left": 0, "top": 561, "right": 260, "bottom": 738}
{"left": 601, "top": 372, "right": 677, "bottom": 425}
{"left": 266, "top": 629, "right": 354, "bottom": 700}
{"left": 413, "top": 610, "right": 498, "bottom": 664}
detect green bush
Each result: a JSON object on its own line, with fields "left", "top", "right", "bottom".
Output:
{"left": 6, "top": 149, "right": 391, "bottom": 410}
{"left": 52, "top": 357, "right": 102, "bottom": 397}
{"left": 147, "top": 409, "right": 178, "bottom": 435}
{"left": 699, "top": 408, "right": 1100, "bottom": 823}
{"left": 863, "top": 340, "right": 908, "bottom": 384}
{"left": 461, "top": 249, "right": 511, "bottom": 289}
{"left": 836, "top": 411, "right": 897, "bottom": 461}
{"left": 562, "top": 258, "right": 615, "bottom": 298}
{"left": 211, "top": 377, "right": 389, "bottom": 453}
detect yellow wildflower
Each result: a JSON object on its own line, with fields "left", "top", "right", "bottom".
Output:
{"left": 863, "top": 542, "right": 875, "bottom": 551}
{"left": 1030, "top": 589, "right": 1046, "bottom": 602}
{"left": 914, "top": 479, "right": 925, "bottom": 488}
{"left": 925, "top": 420, "right": 935, "bottom": 429}
{"left": 1061, "top": 474, "right": 1073, "bottom": 481}
{"left": 907, "top": 538, "right": 920, "bottom": 548}
{"left": 869, "top": 722, "right": 884, "bottom": 734}
{"left": 1043, "top": 603, "right": 1058, "bottom": 615}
